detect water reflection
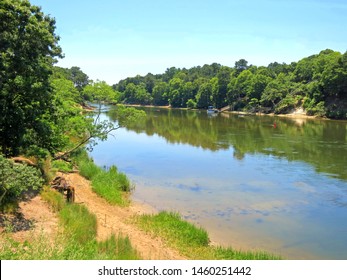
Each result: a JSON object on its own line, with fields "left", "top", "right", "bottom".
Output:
{"left": 89, "top": 107, "right": 347, "bottom": 259}
{"left": 108, "top": 107, "right": 347, "bottom": 180}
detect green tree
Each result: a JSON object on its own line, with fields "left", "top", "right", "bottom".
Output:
{"left": 228, "top": 70, "right": 253, "bottom": 109}
{"left": 0, "top": 0, "right": 62, "bottom": 156}
{"left": 249, "top": 73, "right": 272, "bottom": 100}
{"left": 261, "top": 73, "right": 290, "bottom": 108}
{"left": 196, "top": 82, "right": 212, "bottom": 109}
{"left": 83, "top": 80, "right": 119, "bottom": 103}
{"left": 234, "top": 59, "right": 249, "bottom": 75}
{"left": 215, "top": 66, "right": 231, "bottom": 108}
{"left": 168, "top": 77, "right": 184, "bottom": 107}
{"left": 152, "top": 82, "right": 169, "bottom": 106}
{"left": 70, "top": 66, "right": 89, "bottom": 91}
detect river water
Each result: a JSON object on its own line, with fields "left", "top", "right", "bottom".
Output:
{"left": 90, "top": 107, "right": 347, "bottom": 259}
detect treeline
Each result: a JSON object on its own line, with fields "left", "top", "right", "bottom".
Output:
{"left": 113, "top": 50, "right": 347, "bottom": 119}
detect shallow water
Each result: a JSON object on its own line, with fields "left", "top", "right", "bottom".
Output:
{"left": 90, "top": 107, "right": 347, "bottom": 259}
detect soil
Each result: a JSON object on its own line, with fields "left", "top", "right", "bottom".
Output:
{"left": 0, "top": 172, "right": 186, "bottom": 260}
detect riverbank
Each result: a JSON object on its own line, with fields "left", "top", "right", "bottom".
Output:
{"left": 0, "top": 172, "right": 185, "bottom": 260}
{"left": 0, "top": 169, "right": 280, "bottom": 260}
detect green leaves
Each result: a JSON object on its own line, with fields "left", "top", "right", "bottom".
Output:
{"left": 0, "top": 0, "right": 62, "bottom": 155}
{"left": 0, "top": 155, "right": 43, "bottom": 204}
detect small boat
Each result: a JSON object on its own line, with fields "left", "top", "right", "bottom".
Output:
{"left": 207, "top": 106, "right": 219, "bottom": 114}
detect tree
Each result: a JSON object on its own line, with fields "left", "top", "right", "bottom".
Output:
{"left": 214, "top": 66, "right": 231, "bottom": 108}
{"left": 152, "top": 82, "right": 169, "bottom": 106}
{"left": 249, "top": 73, "right": 271, "bottom": 100}
{"left": 168, "top": 77, "right": 184, "bottom": 107}
{"left": 234, "top": 59, "right": 249, "bottom": 75}
{"left": 0, "top": 0, "right": 62, "bottom": 155}
{"left": 70, "top": 66, "right": 89, "bottom": 91}
{"left": 261, "top": 73, "right": 290, "bottom": 108}
{"left": 196, "top": 82, "right": 212, "bottom": 109}
{"left": 83, "top": 80, "right": 119, "bottom": 103}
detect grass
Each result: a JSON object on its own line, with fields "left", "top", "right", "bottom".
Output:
{"left": 73, "top": 150, "right": 131, "bottom": 206}
{"left": 59, "top": 203, "right": 97, "bottom": 244}
{"left": 51, "top": 159, "right": 73, "bottom": 173}
{"left": 0, "top": 187, "right": 140, "bottom": 260}
{"left": 41, "top": 185, "right": 65, "bottom": 212}
{"left": 135, "top": 211, "right": 281, "bottom": 260}
{"left": 137, "top": 211, "right": 209, "bottom": 247}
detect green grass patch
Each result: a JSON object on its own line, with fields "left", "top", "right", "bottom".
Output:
{"left": 59, "top": 203, "right": 97, "bottom": 244}
{"left": 137, "top": 211, "right": 209, "bottom": 247}
{"left": 0, "top": 233, "right": 141, "bottom": 260}
{"left": 40, "top": 186, "right": 65, "bottom": 212}
{"left": 51, "top": 159, "right": 73, "bottom": 173}
{"left": 97, "top": 234, "right": 140, "bottom": 260}
{"left": 135, "top": 211, "right": 281, "bottom": 260}
{"left": 73, "top": 150, "right": 130, "bottom": 206}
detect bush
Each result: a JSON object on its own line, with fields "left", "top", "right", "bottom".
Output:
{"left": 0, "top": 155, "right": 43, "bottom": 206}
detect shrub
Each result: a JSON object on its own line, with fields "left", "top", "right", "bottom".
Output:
{"left": 0, "top": 155, "right": 43, "bottom": 206}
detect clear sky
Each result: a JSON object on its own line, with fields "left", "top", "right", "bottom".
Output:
{"left": 30, "top": 0, "right": 347, "bottom": 84}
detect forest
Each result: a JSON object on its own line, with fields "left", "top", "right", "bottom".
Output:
{"left": 113, "top": 50, "right": 347, "bottom": 119}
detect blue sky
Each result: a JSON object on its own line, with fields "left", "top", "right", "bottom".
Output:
{"left": 30, "top": 0, "right": 347, "bottom": 84}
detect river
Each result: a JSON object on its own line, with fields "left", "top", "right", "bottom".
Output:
{"left": 90, "top": 107, "right": 347, "bottom": 259}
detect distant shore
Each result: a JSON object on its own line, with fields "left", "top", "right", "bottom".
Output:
{"left": 122, "top": 104, "right": 338, "bottom": 120}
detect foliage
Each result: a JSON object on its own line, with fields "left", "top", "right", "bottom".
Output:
{"left": 83, "top": 80, "right": 120, "bottom": 103}
{"left": 0, "top": 155, "right": 43, "bottom": 205}
{"left": 113, "top": 49, "right": 346, "bottom": 119}
{"left": 0, "top": 0, "right": 62, "bottom": 155}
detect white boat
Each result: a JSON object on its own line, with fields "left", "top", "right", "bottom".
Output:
{"left": 207, "top": 106, "right": 219, "bottom": 114}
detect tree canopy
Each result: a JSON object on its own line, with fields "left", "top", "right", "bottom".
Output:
{"left": 0, "top": 0, "right": 62, "bottom": 155}
{"left": 113, "top": 50, "right": 347, "bottom": 119}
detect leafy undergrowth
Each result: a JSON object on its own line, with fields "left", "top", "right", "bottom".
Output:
{"left": 135, "top": 211, "right": 281, "bottom": 260}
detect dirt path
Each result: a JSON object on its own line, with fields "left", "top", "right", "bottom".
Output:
{"left": 0, "top": 195, "right": 59, "bottom": 243}
{"left": 1, "top": 173, "right": 186, "bottom": 260}
{"left": 63, "top": 172, "right": 186, "bottom": 260}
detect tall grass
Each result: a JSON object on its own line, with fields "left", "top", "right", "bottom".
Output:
{"left": 0, "top": 233, "right": 141, "bottom": 260}
{"left": 73, "top": 150, "right": 131, "bottom": 205}
{"left": 137, "top": 211, "right": 209, "bottom": 247}
{"left": 135, "top": 211, "right": 281, "bottom": 260}
{"left": 41, "top": 185, "right": 65, "bottom": 212}
{"left": 0, "top": 187, "right": 140, "bottom": 260}
{"left": 59, "top": 203, "right": 97, "bottom": 244}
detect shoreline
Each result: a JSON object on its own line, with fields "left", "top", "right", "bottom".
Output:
{"left": 122, "top": 104, "right": 346, "bottom": 121}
